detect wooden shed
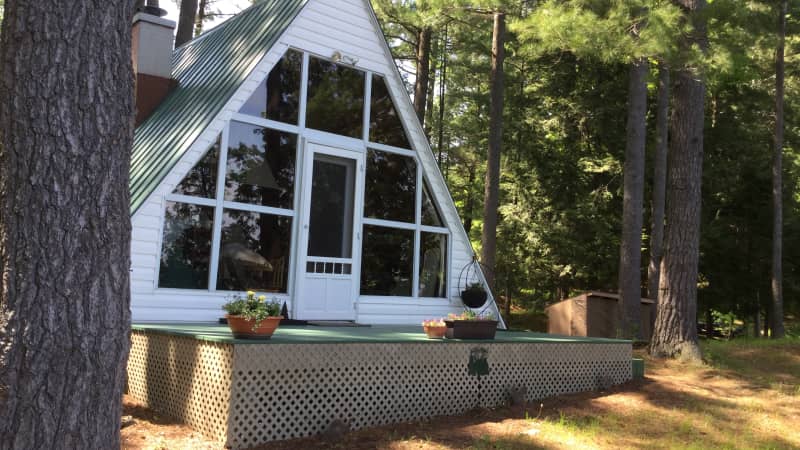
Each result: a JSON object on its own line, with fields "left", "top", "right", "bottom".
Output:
{"left": 546, "top": 291, "right": 654, "bottom": 340}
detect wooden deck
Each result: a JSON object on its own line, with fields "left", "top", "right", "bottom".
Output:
{"left": 127, "top": 323, "right": 634, "bottom": 449}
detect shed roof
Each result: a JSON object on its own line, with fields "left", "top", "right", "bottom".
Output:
{"left": 130, "top": 0, "right": 308, "bottom": 214}
{"left": 545, "top": 291, "right": 655, "bottom": 310}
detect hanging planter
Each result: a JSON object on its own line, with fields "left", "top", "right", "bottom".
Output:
{"left": 461, "top": 282, "right": 488, "bottom": 308}
{"left": 458, "top": 257, "right": 490, "bottom": 309}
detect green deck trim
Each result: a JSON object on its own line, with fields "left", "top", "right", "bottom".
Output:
{"left": 130, "top": 0, "right": 308, "bottom": 215}
{"left": 131, "top": 323, "right": 632, "bottom": 345}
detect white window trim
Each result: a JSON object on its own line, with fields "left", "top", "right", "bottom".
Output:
{"left": 155, "top": 49, "right": 453, "bottom": 301}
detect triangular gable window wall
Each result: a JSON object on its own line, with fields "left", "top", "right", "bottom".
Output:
{"left": 158, "top": 48, "right": 450, "bottom": 298}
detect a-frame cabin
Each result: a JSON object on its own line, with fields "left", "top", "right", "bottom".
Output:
{"left": 130, "top": 0, "right": 502, "bottom": 326}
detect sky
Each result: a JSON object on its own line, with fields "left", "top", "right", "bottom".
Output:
{"left": 161, "top": 0, "right": 252, "bottom": 32}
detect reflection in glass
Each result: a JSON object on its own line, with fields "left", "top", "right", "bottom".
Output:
{"left": 217, "top": 210, "right": 292, "bottom": 292}
{"left": 418, "top": 233, "right": 447, "bottom": 298}
{"left": 173, "top": 137, "right": 219, "bottom": 198}
{"left": 224, "top": 121, "right": 296, "bottom": 209}
{"left": 308, "top": 156, "right": 355, "bottom": 258}
{"left": 360, "top": 225, "right": 414, "bottom": 296}
{"left": 364, "top": 149, "right": 416, "bottom": 223}
{"left": 421, "top": 179, "right": 444, "bottom": 227}
{"left": 158, "top": 202, "right": 214, "bottom": 289}
{"left": 306, "top": 57, "right": 364, "bottom": 138}
{"left": 239, "top": 49, "right": 302, "bottom": 124}
{"left": 369, "top": 75, "right": 411, "bottom": 148}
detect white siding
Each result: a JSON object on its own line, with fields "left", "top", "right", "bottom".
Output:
{"left": 130, "top": 0, "right": 502, "bottom": 326}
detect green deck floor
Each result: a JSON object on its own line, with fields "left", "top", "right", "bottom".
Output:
{"left": 132, "top": 323, "right": 631, "bottom": 345}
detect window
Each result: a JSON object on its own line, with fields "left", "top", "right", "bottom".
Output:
{"left": 305, "top": 56, "right": 365, "bottom": 138}
{"left": 224, "top": 121, "right": 296, "bottom": 209}
{"left": 369, "top": 75, "right": 411, "bottom": 148}
{"left": 158, "top": 51, "right": 451, "bottom": 299}
{"left": 421, "top": 179, "right": 444, "bottom": 227}
{"left": 217, "top": 210, "right": 292, "bottom": 292}
{"left": 364, "top": 149, "right": 416, "bottom": 223}
{"left": 419, "top": 233, "right": 447, "bottom": 298}
{"left": 158, "top": 202, "right": 215, "bottom": 289}
{"left": 307, "top": 155, "right": 356, "bottom": 258}
{"left": 360, "top": 225, "right": 414, "bottom": 296}
{"left": 239, "top": 49, "right": 302, "bottom": 124}
{"left": 173, "top": 137, "right": 219, "bottom": 198}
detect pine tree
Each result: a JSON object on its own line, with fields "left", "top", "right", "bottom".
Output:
{"left": 0, "top": 0, "right": 134, "bottom": 447}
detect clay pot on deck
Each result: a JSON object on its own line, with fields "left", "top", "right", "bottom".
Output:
{"left": 423, "top": 325, "right": 448, "bottom": 339}
{"left": 226, "top": 315, "right": 284, "bottom": 339}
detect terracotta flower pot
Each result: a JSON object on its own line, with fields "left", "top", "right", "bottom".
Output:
{"left": 226, "top": 315, "right": 284, "bottom": 339}
{"left": 423, "top": 325, "right": 447, "bottom": 339}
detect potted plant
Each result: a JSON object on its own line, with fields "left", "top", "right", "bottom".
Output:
{"left": 460, "top": 282, "right": 488, "bottom": 308}
{"left": 444, "top": 310, "right": 498, "bottom": 340}
{"left": 422, "top": 318, "right": 447, "bottom": 339}
{"left": 222, "top": 291, "right": 284, "bottom": 339}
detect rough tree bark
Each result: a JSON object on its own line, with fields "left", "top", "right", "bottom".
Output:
{"left": 175, "top": 0, "right": 199, "bottom": 48}
{"left": 649, "top": 0, "right": 706, "bottom": 361}
{"left": 413, "top": 26, "right": 432, "bottom": 125}
{"left": 0, "top": 1, "right": 134, "bottom": 448}
{"left": 770, "top": 0, "right": 787, "bottom": 339}
{"left": 647, "top": 64, "right": 669, "bottom": 301}
{"left": 618, "top": 58, "right": 648, "bottom": 340}
{"left": 481, "top": 11, "right": 505, "bottom": 289}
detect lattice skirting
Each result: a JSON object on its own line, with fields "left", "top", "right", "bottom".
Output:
{"left": 127, "top": 331, "right": 632, "bottom": 449}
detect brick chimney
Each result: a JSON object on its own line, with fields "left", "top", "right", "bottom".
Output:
{"left": 132, "top": 0, "right": 177, "bottom": 126}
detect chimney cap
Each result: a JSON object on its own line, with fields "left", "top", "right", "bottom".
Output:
{"left": 136, "top": 0, "right": 167, "bottom": 17}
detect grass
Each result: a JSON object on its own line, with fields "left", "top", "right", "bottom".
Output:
{"left": 123, "top": 337, "right": 800, "bottom": 450}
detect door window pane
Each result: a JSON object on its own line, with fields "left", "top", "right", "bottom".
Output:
{"left": 308, "top": 155, "right": 355, "bottom": 258}
{"left": 305, "top": 56, "right": 364, "bottom": 138}
{"left": 421, "top": 179, "right": 444, "bottom": 227}
{"left": 158, "top": 202, "right": 214, "bottom": 289}
{"left": 173, "top": 137, "right": 219, "bottom": 199}
{"left": 217, "top": 210, "right": 292, "bottom": 292}
{"left": 364, "top": 149, "right": 416, "bottom": 223}
{"left": 239, "top": 49, "right": 302, "bottom": 124}
{"left": 369, "top": 75, "right": 411, "bottom": 148}
{"left": 224, "top": 122, "right": 296, "bottom": 209}
{"left": 419, "top": 233, "right": 447, "bottom": 298}
{"left": 360, "top": 225, "right": 413, "bottom": 296}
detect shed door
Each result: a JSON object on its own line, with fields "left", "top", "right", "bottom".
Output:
{"left": 295, "top": 143, "right": 363, "bottom": 320}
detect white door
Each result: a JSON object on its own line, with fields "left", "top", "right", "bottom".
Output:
{"left": 295, "top": 143, "right": 363, "bottom": 320}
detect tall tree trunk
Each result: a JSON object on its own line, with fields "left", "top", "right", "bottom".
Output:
{"left": 0, "top": 1, "right": 134, "bottom": 449}
{"left": 618, "top": 58, "right": 648, "bottom": 340}
{"left": 649, "top": 0, "right": 706, "bottom": 361}
{"left": 175, "top": 0, "right": 199, "bottom": 48}
{"left": 481, "top": 11, "right": 505, "bottom": 289}
{"left": 195, "top": 0, "right": 208, "bottom": 37}
{"left": 648, "top": 64, "right": 669, "bottom": 301}
{"left": 413, "top": 26, "right": 432, "bottom": 125}
{"left": 771, "top": 0, "right": 787, "bottom": 339}
{"left": 437, "top": 25, "right": 448, "bottom": 167}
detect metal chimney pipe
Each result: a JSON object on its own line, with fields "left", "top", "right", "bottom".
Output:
{"left": 137, "top": 0, "right": 167, "bottom": 17}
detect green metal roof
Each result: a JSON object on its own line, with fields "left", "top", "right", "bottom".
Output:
{"left": 130, "top": 0, "right": 308, "bottom": 214}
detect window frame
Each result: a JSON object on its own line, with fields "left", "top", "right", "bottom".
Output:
{"left": 155, "top": 47, "right": 451, "bottom": 301}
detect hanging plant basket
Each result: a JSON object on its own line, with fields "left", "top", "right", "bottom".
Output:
{"left": 458, "top": 257, "right": 490, "bottom": 309}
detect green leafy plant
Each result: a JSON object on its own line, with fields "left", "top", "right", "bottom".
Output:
{"left": 222, "top": 290, "right": 281, "bottom": 324}
{"left": 448, "top": 310, "right": 496, "bottom": 321}
{"left": 463, "top": 282, "right": 486, "bottom": 293}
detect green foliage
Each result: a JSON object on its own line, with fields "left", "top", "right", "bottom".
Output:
{"left": 374, "top": 0, "right": 800, "bottom": 326}
{"left": 222, "top": 290, "right": 281, "bottom": 323}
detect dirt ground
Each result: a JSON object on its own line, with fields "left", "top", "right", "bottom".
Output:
{"left": 122, "top": 339, "right": 800, "bottom": 450}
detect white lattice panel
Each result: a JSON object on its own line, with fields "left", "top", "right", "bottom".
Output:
{"left": 227, "top": 342, "right": 631, "bottom": 448}
{"left": 127, "top": 332, "right": 233, "bottom": 443}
